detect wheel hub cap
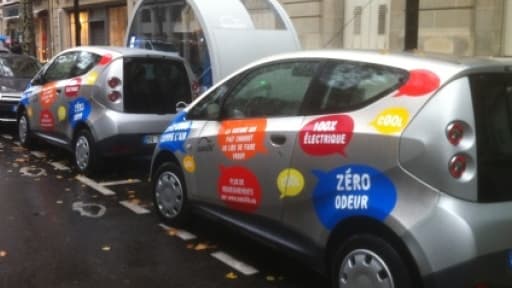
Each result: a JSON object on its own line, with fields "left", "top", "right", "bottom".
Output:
{"left": 75, "top": 136, "right": 90, "bottom": 170}
{"left": 339, "top": 249, "right": 394, "bottom": 288}
{"left": 155, "top": 171, "right": 183, "bottom": 219}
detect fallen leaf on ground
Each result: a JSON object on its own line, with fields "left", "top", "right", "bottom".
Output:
{"left": 186, "top": 243, "right": 195, "bottom": 249}
{"left": 15, "top": 158, "right": 26, "bottom": 163}
{"left": 128, "top": 194, "right": 136, "bottom": 199}
{"left": 225, "top": 272, "right": 238, "bottom": 279}
{"left": 127, "top": 190, "right": 136, "bottom": 195}
{"left": 194, "top": 243, "right": 217, "bottom": 251}
{"left": 0, "top": 250, "right": 7, "bottom": 257}
{"left": 129, "top": 199, "right": 141, "bottom": 205}
{"left": 266, "top": 275, "right": 276, "bottom": 282}
{"left": 167, "top": 228, "right": 178, "bottom": 236}
{"left": 101, "top": 245, "right": 111, "bottom": 251}
{"left": 65, "top": 188, "right": 71, "bottom": 192}
{"left": 56, "top": 200, "right": 63, "bottom": 205}
{"left": 56, "top": 175, "right": 63, "bottom": 179}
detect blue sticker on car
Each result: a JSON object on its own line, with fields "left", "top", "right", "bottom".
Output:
{"left": 159, "top": 111, "right": 191, "bottom": 153}
{"left": 69, "top": 97, "right": 91, "bottom": 128}
{"left": 312, "top": 165, "right": 397, "bottom": 230}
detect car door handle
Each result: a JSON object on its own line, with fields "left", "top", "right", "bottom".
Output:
{"left": 270, "top": 134, "right": 286, "bottom": 146}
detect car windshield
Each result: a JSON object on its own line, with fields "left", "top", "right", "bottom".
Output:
{"left": 0, "top": 56, "right": 40, "bottom": 78}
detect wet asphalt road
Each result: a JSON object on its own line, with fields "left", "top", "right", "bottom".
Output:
{"left": 0, "top": 124, "right": 327, "bottom": 288}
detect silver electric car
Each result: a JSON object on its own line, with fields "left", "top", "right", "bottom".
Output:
{"left": 150, "top": 50, "right": 512, "bottom": 288}
{"left": 18, "top": 46, "right": 197, "bottom": 175}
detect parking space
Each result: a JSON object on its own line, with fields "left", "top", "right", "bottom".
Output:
{"left": 0, "top": 126, "right": 325, "bottom": 288}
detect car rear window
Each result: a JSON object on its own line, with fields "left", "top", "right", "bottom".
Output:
{"left": 470, "top": 73, "right": 512, "bottom": 202}
{"left": 123, "top": 57, "right": 192, "bottom": 114}
{"left": 0, "top": 56, "right": 40, "bottom": 78}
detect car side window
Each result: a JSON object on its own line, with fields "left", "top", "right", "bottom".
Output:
{"left": 44, "top": 52, "right": 78, "bottom": 82}
{"left": 71, "top": 51, "right": 101, "bottom": 77}
{"left": 187, "top": 81, "right": 234, "bottom": 120}
{"left": 221, "top": 61, "right": 319, "bottom": 119}
{"left": 303, "top": 61, "right": 407, "bottom": 114}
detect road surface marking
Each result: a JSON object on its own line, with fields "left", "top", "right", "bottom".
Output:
{"left": 76, "top": 175, "right": 116, "bottom": 196}
{"left": 211, "top": 251, "right": 259, "bottom": 275}
{"left": 30, "top": 151, "right": 46, "bottom": 158}
{"left": 99, "top": 179, "right": 141, "bottom": 186}
{"left": 159, "top": 224, "right": 197, "bottom": 240}
{"left": 50, "top": 162, "right": 71, "bottom": 171}
{"left": 1, "top": 134, "right": 13, "bottom": 140}
{"left": 119, "top": 200, "right": 150, "bottom": 214}
{"left": 19, "top": 167, "right": 47, "bottom": 177}
{"left": 72, "top": 201, "right": 106, "bottom": 218}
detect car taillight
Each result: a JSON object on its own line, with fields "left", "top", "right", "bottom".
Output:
{"left": 449, "top": 154, "right": 467, "bottom": 179}
{"left": 108, "top": 91, "right": 122, "bottom": 102}
{"left": 108, "top": 77, "right": 121, "bottom": 88}
{"left": 446, "top": 121, "right": 464, "bottom": 146}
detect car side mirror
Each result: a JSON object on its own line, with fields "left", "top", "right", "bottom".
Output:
{"left": 176, "top": 101, "right": 188, "bottom": 113}
{"left": 206, "top": 103, "right": 220, "bottom": 120}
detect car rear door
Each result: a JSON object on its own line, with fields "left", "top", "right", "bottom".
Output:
{"left": 188, "top": 60, "right": 321, "bottom": 222}
{"left": 281, "top": 60, "right": 410, "bottom": 237}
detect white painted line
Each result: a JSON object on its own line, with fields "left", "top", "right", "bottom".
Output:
{"left": 30, "top": 151, "right": 46, "bottom": 158}
{"left": 211, "top": 251, "right": 259, "bottom": 276}
{"left": 119, "top": 200, "right": 150, "bottom": 214}
{"left": 1, "top": 134, "right": 13, "bottom": 140}
{"left": 158, "top": 224, "right": 197, "bottom": 241}
{"left": 99, "top": 179, "right": 141, "bottom": 186}
{"left": 75, "top": 175, "right": 116, "bottom": 196}
{"left": 50, "top": 162, "right": 71, "bottom": 171}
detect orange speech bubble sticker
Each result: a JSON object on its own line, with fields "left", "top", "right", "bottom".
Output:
{"left": 40, "top": 82, "right": 57, "bottom": 109}
{"left": 218, "top": 118, "right": 267, "bottom": 161}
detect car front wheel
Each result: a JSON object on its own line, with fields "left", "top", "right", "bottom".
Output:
{"left": 152, "top": 162, "right": 190, "bottom": 226}
{"left": 18, "top": 112, "right": 33, "bottom": 148}
{"left": 331, "top": 234, "right": 414, "bottom": 288}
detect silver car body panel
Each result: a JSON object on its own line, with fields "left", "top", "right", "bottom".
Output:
{"left": 151, "top": 50, "right": 512, "bottom": 284}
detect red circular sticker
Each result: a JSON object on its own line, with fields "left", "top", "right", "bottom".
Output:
{"left": 40, "top": 110, "right": 55, "bottom": 130}
{"left": 217, "top": 166, "right": 261, "bottom": 213}
{"left": 396, "top": 69, "right": 440, "bottom": 97}
{"left": 299, "top": 115, "right": 354, "bottom": 157}
{"left": 65, "top": 77, "right": 81, "bottom": 97}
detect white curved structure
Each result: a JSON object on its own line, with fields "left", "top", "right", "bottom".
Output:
{"left": 126, "top": 0, "right": 301, "bottom": 90}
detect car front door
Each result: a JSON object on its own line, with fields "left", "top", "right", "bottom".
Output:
{"left": 189, "top": 60, "right": 321, "bottom": 222}
{"left": 28, "top": 52, "right": 78, "bottom": 142}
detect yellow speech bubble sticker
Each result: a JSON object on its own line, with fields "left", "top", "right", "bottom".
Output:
{"left": 57, "top": 106, "right": 67, "bottom": 121}
{"left": 27, "top": 107, "right": 33, "bottom": 118}
{"left": 85, "top": 71, "right": 99, "bottom": 85}
{"left": 370, "top": 107, "right": 410, "bottom": 134}
{"left": 277, "top": 168, "right": 305, "bottom": 199}
{"left": 183, "top": 155, "right": 196, "bottom": 173}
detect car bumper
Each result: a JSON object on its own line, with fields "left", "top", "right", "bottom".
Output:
{"left": 405, "top": 195, "right": 512, "bottom": 287}
{"left": 95, "top": 133, "right": 160, "bottom": 157}
{"left": 423, "top": 250, "right": 512, "bottom": 288}
{"left": 0, "top": 101, "right": 18, "bottom": 122}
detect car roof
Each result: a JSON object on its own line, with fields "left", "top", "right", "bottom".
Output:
{"left": 247, "top": 49, "right": 512, "bottom": 76}
{"left": 57, "top": 46, "right": 183, "bottom": 61}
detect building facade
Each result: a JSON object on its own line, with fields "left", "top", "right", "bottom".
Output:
{"left": 1, "top": 0, "right": 511, "bottom": 62}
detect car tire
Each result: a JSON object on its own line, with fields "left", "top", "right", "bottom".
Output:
{"left": 73, "top": 129, "right": 101, "bottom": 176}
{"left": 331, "top": 234, "right": 414, "bottom": 288}
{"left": 152, "top": 162, "right": 190, "bottom": 226}
{"left": 17, "top": 111, "right": 33, "bottom": 148}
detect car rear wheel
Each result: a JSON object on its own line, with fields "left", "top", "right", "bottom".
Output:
{"left": 152, "top": 162, "right": 190, "bottom": 226}
{"left": 332, "top": 234, "right": 414, "bottom": 288}
{"left": 74, "top": 129, "right": 100, "bottom": 175}
{"left": 18, "top": 112, "right": 33, "bottom": 148}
